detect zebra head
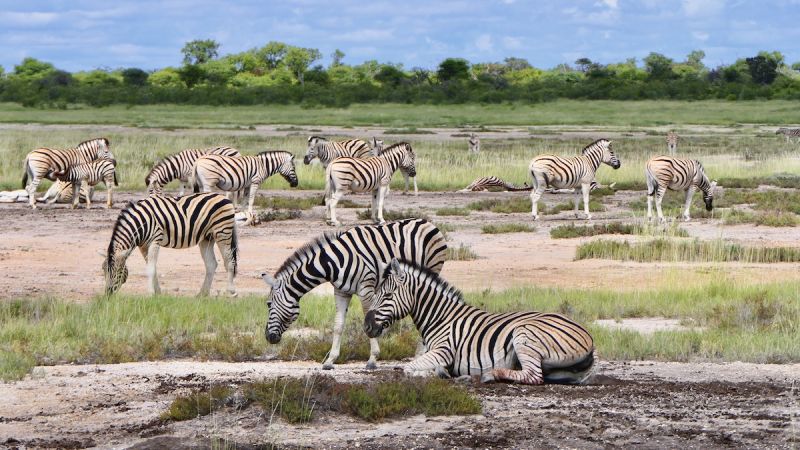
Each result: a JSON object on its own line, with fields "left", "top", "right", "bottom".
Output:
{"left": 279, "top": 154, "right": 299, "bottom": 187}
{"left": 371, "top": 137, "right": 384, "bottom": 153}
{"left": 101, "top": 251, "right": 129, "bottom": 295}
{"left": 399, "top": 145, "right": 417, "bottom": 177}
{"left": 261, "top": 273, "right": 300, "bottom": 344}
{"left": 364, "top": 259, "right": 412, "bottom": 339}
{"left": 80, "top": 137, "right": 114, "bottom": 161}
{"left": 304, "top": 136, "right": 324, "bottom": 164}
{"left": 703, "top": 180, "right": 718, "bottom": 211}
{"left": 602, "top": 140, "right": 621, "bottom": 169}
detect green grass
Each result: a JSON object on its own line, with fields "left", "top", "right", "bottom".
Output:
{"left": 383, "top": 127, "right": 436, "bottom": 134}
{"left": 550, "top": 222, "right": 690, "bottom": 239}
{"left": 481, "top": 223, "right": 535, "bottom": 234}
{"left": 161, "top": 385, "right": 233, "bottom": 421}
{"left": 723, "top": 209, "right": 799, "bottom": 227}
{"left": 356, "top": 208, "right": 429, "bottom": 221}
{"left": 445, "top": 243, "right": 479, "bottom": 261}
{"left": 435, "top": 207, "right": 470, "bottom": 216}
{"left": 577, "top": 238, "right": 800, "bottom": 263}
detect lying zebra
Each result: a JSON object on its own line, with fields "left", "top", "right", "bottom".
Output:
{"left": 460, "top": 176, "right": 610, "bottom": 194}
{"left": 365, "top": 259, "right": 595, "bottom": 385}
{"left": 48, "top": 158, "right": 118, "bottom": 208}
{"left": 38, "top": 180, "right": 93, "bottom": 204}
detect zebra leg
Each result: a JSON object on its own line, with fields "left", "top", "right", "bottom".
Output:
{"left": 71, "top": 182, "right": 81, "bottom": 209}
{"left": 573, "top": 189, "right": 581, "bottom": 218}
{"left": 246, "top": 184, "right": 258, "bottom": 215}
{"left": 326, "top": 191, "right": 343, "bottom": 226}
{"left": 323, "top": 291, "right": 351, "bottom": 370}
{"left": 529, "top": 175, "right": 546, "bottom": 220}
{"left": 198, "top": 239, "right": 217, "bottom": 297}
{"left": 682, "top": 186, "right": 695, "bottom": 222}
{"left": 404, "top": 347, "right": 453, "bottom": 378}
{"left": 582, "top": 182, "right": 592, "bottom": 220}
{"left": 141, "top": 244, "right": 161, "bottom": 296}
{"left": 412, "top": 176, "right": 418, "bottom": 196}
{"left": 217, "top": 238, "right": 237, "bottom": 298}
{"left": 655, "top": 186, "right": 667, "bottom": 223}
{"left": 357, "top": 297, "right": 380, "bottom": 370}
{"left": 376, "top": 186, "right": 388, "bottom": 225}
{"left": 370, "top": 190, "right": 379, "bottom": 221}
{"left": 481, "top": 330, "right": 545, "bottom": 385}
{"left": 402, "top": 173, "right": 409, "bottom": 195}
{"left": 106, "top": 177, "right": 114, "bottom": 208}
{"left": 25, "top": 168, "right": 41, "bottom": 209}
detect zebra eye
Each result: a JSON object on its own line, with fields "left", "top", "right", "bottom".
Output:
{"left": 267, "top": 301, "right": 272, "bottom": 309}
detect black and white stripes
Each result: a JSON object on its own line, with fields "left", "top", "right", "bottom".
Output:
{"left": 50, "top": 158, "right": 118, "bottom": 209}
{"left": 304, "top": 136, "right": 372, "bottom": 167}
{"left": 646, "top": 155, "right": 716, "bottom": 222}
{"left": 146, "top": 146, "right": 240, "bottom": 196}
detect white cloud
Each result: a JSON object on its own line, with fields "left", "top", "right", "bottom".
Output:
{"left": 475, "top": 33, "right": 493, "bottom": 52}
{"left": 692, "top": 31, "right": 710, "bottom": 41}
{"left": 682, "top": 0, "right": 725, "bottom": 17}
{"left": 0, "top": 11, "right": 58, "bottom": 26}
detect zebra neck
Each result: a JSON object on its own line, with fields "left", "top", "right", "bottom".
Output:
{"left": 408, "top": 277, "right": 469, "bottom": 340}
{"left": 582, "top": 147, "right": 602, "bottom": 170}
{"left": 279, "top": 251, "right": 337, "bottom": 298}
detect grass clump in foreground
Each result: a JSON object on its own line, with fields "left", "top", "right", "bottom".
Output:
{"left": 550, "top": 222, "right": 690, "bottom": 239}
{"left": 481, "top": 223, "right": 535, "bottom": 234}
{"left": 576, "top": 238, "right": 800, "bottom": 263}
{"left": 724, "top": 209, "right": 799, "bottom": 227}
{"left": 435, "top": 207, "right": 470, "bottom": 216}
{"left": 445, "top": 243, "right": 479, "bottom": 261}
{"left": 161, "top": 385, "right": 232, "bottom": 421}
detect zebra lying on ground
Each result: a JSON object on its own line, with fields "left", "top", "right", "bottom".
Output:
{"left": 666, "top": 131, "right": 679, "bottom": 155}
{"left": 459, "top": 176, "right": 532, "bottom": 192}
{"left": 646, "top": 155, "right": 716, "bottom": 222}
{"left": 146, "top": 146, "right": 240, "bottom": 196}
{"left": 529, "top": 139, "right": 620, "bottom": 221}
{"left": 304, "top": 136, "right": 372, "bottom": 167}
{"left": 324, "top": 142, "right": 416, "bottom": 226}
{"left": 48, "top": 158, "right": 118, "bottom": 209}
{"left": 776, "top": 127, "right": 800, "bottom": 142}
{"left": 22, "top": 137, "right": 113, "bottom": 209}
{"left": 192, "top": 151, "right": 298, "bottom": 214}
{"left": 371, "top": 137, "right": 418, "bottom": 196}
{"left": 102, "top": 193, "right": 238, "bottom": 296}
{"left": 38, "top": 180, "right": 94, "bottom": 204}
{"left": 364, "top": 259, "right": 595, "bottom": 385}
{"left": 261, "top": 218, "right": 447, "bottom": 370}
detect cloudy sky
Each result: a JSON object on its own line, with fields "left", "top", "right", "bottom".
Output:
{"left": 1, "top": 0, "right": 798, "bottom": 72}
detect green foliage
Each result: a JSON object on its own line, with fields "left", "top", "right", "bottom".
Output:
{"left": 182, "top": 39, "right": 220, "bottom": 65}
{"left": 577, "top": 238, "right": 800, "bottom": 263}
{"left": 253, "top": 195, "right": 322, "bottom": 210}
{"left": 13, "top": 57, "right": 54, "bottom": 79}
{"left": 356, "top": 209, "right": 429, "bottom": 221}
{"left": 746, "top": 55, "right": 779, "bottom": 85}
{"left": 481, "top": 223, "right": 535, "bottom": 234}
{"left": 436, "top": 58, "right": 470, "bottom": 82}
{"left": 121, "top": 68, "right": 149, "bottom": 86}
{"left": 161, "top": 385, "right": 232, "bottom": 421}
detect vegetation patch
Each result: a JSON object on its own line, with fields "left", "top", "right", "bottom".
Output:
{"left": 161, "top": 385, "right": 233, "bottom": 421}
{"left": 576, "top": 238, "right": 800, "bottom": 263}
{"left": 551, "top": 223, "right": 636, "bottom": 239}
{"left": 468, "top": 197, "right": 529, "bottom": 214}
{"left": 383, "top": 127, "right": 436, "bottom": 135}
{"left": 723, "top": 209, "right": 799, "bottom": 227}
{"left": 481, "top": 223, "right": 535, "bottom": 234}
{"left": 253, "top": 195, "right": 322, "bottom": 210}
{"left": 445, "top": 243, "right": 479, "bottom": 261}
{"left": 255, "top": 209, "right": 302, "bottom": 222}
{"left": 435, "top": 207, "right": 470, "bottom": 216}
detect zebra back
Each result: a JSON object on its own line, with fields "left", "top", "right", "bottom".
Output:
{"left": 304, "top": 136, "right": 371, "bottom": 166}
{"left": 193, "top": 150, "right": 297, "bottom": 192}
{"left": 646, "top": 156, "right": 714, "bottom": 195}
{"left": 57, "top": 158, "right": 117, "bottom": 186}
{"left": 146, "top": 146, "right": 240, "bottom": 193}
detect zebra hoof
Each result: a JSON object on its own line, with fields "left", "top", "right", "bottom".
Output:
{"left": 531, "top": 215, "right": 539, "bottom": 221}
{"left": 322, "top": 362, "right": 335, "bottom": 370}
{"left": 326, "top": 220, "right": 340, "bottom": 227}
{"left": 480, "top": 372, "right": 497, "bottom": 383}
{"left": 365, "top": 361, "right": 377, "bottom": 370}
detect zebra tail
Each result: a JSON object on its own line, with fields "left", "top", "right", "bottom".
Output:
{"left": 542, "top": 351, "right": 595, "bottom": 385}
{"left": 191, "top": 166, "right": 201, "bottom": 194}
{"left": 230, "top": 222, "right": 239, "bottom": 277}
{"left": 22, "top": 170, "right": 28, "bottom": 189}
{"left": 113, "top": 170, "right": 119, "bottom": 187}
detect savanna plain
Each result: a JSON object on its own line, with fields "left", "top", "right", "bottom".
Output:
{"left": 1, "top": 101, "right": 799, "bottom": 449}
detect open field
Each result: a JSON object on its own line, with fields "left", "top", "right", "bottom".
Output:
{"left": 2, "top": 120, "right": 800, "bottom": 448}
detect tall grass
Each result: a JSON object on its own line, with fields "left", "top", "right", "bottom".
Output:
{"left": 577, "top": 238, "right": 800, "bottom": 263}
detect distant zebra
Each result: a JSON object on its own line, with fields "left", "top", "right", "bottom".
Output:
{"left": 646, "top": 156, "right": 716, "bottom": 222}
{"left": 371, "top": 137, "right": 418, "bottom": 196}
{"left": 22, "top": 138, "right": 113, "bottom": 209}
{"left": 529, "top": 139, "right": 620, "bottom": 220}
{"left": 49, "top": 158, "right": 118, "bottom": 209}
{"left": 261, "top": 218, "right": 447, "bottom": 370}
{"left": 101, "top": 193, "right": 238, "bottom": 296}
{"left": 459, "top": 176, "right": 531, "bottom": 192}
{"left": 304, "top": 136, "right": 372, "bottom": 167}
{"left": 468, "top": 133, "right": 480, "bottom": 153}
{"left": 776, "top": 127, "right": 800, "bottom": 142}
{"left": 324, "top": 142, "right": 416, "bottom": 226}
{"left": 666, "top": 131, "right": 679, "bottom": 155}
{"left": 145, "top": 146, "right": 241, "bottom": 196}
{"left": 38, "top": 180, "right": 93, "bottom": 204}
{"left": 364, "top": 259, "right": 595, "bottom": 385}
{"left": 192, "top": 151, "right": 299, "bottom": 214}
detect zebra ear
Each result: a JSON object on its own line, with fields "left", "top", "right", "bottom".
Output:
{"left": 261, "top": 273, "right": 278, "bottom": 287}
{"left": 389, "top": 258, "right": 402, "bottom": 275}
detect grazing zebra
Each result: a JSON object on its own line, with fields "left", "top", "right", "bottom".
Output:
{"left": 101, "top": 193, "right": 238, "bottom": 296}
{"left": 666, "top": 131, "right": 679, "bottom": 155}
{"left": 22, "top": 138, "right": 113, "bottom": 209}
{"left": 192, "top": 151, "right": 299, "bottom": 214}
{"left": 49, "top": 158, "right": 118, "bottom": 209}
{"left": 776, "top": 127, "right": 800, "bottom": 142}
{"left": 468, "top": 134, "right": 480, "bottom": 153}
{"left": 459, "top": 176, "right": 531, "bottom": 192}
{"left": 371, "top": 138, "right": 418, "bottom": 196}
{"left": 261, "top": 218, "right": 447, "bottom": 370}
{"left": 364, "top": 259, "right": 595, "bottom": 385}
{"left": 529, "top": 139, "right": 620, "bottom": 220}
{"left": 38, "top": 180, "right": 94, "bottom": 204}
{"left": 304, "top": 136, "right": 372, "bottom": 167}
{"left": 145, "top": 146, "right": 241, "bottom": 196}
{"left": 646, "top": 156, "right": 716, "bottom": 222}
{"left": 324, "top": 142, "right": 416, "bottom": 226}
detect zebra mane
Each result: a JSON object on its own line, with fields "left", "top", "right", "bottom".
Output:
{"left": 379, "top": 142, "right": 413, "bottom": 154}
{"left": 275, "top": 231, "right": 343, "bottom": 278}
{"left": 257, "top": 150, "right": 293, "bottom": 158}
{"left": 308, "top": 135, "right": 327, "bottom": 143}
{"left": 387, "top": 260, "right": 464, "bottom": 303}
{"left": 581, "top": 139, "right": 609, "bottom": 154}
{"left": 78, "top": 137, "right": 110, "bottom": 147}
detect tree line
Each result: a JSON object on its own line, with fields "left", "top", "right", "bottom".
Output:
{"left": 1, "top": 39, "right": 799, "bottom": 108}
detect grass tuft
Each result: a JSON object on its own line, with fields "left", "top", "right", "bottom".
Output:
{"left": 481, "top": 223, "right": 535, "bottom": 234}
{"left": 577, "top": 238, "right": 800, "bottom": 263}
{"left": 253, "top": 195, "right": 322, "bottom": 210}
{"left": 435, "top": 207, "right": 470, "bottom": 216}
{"left": 445, "top": 243, "right": 479, "bottom": 261}
{"left": 356, "top": 209, "right": 429, "bottom": 221}
{"left": 161, "top": 385, "right": 232, "bottom": 421}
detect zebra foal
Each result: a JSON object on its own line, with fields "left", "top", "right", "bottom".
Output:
{"left": 146, "top": 146, "right": 240, "bottom": 196}
{"left": 49, "top": 158, "right": 118, "bottom": 209}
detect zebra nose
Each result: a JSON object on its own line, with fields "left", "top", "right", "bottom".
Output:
{"left": 267, "top": 332, "right": 281, "bottom": 344}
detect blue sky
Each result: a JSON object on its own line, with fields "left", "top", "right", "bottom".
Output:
{"left": 1, "top": 0, "right": 799, "bottom": 73}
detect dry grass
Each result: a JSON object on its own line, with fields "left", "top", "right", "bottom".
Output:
{"left": 481, "top": 223, "right": 536, "bottom": 234}
{"left": 445, "top": 243, "right": 479, "bottom": 261}
{"left": 577, "top": 238, "right": 800, "bottom": 263}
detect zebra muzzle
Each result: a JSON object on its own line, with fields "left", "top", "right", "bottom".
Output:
{"left": 363, "top": 310, "right": 383, "bottom": 338}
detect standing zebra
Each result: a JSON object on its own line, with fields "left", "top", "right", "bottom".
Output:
{"left": 776, "top": 127, "right": 800, "bottom": 143}
{"left": 646, "top": 156, "right": 716, "bottom": 222}
{"left": 102, "top": 193, "right": 238, "bottom": 296}
{"left": 468, "top": 133, "right": 480, "bottom": 153}
{"left": 261, "top": 218, "right": 447, "bottom": 370}
{"left": 304, "top": 136, "right": 372, "bottom": 167}
{"left": 324, "top": 142, "right": 416, "bottom": 226}
{"left": 146, "top": 146, "right": 241, "bottom": 196}
{"left": 371, "top": 138, "right": 418, "bottom": 196}
{"left": 364, "top": 259, "right": 595, "bottom": 385}
{"left": 529, "top": 139, "right": 620, "bottom": 220}
{"left": 192, "top": 151, "right": 299, "bottom": 214}
{"left": 22, "top": 137, "right": 113, "bottom": 209}
{"left": 666, "top": 131, "right": 679, "bottom": 155}
{"left": 49, "top": 158, "right": 118, "bottom": 209}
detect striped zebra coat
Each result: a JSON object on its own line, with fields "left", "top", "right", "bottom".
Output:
{"left": 666, "top": 132, "right": 679, "bottom": 155}
{"left": 646, "top": 156, "right": 716, "bottom": 222}
{"left": 192, "top": 151, "right": 299, "bottom": 214}
{"left": 102, "top": 193, "right": 238, "bottom": 296}
{"left": 529, "top": 139, "right": 620, "bottom": 220}
{"left": 324, "top": 142, "right": 416, "bottom": 226}
{"left": 776, "top": 127, "right": 800, "bottom": 142}
{"left": 304, "top": 136, "right": 372, "bottom": 167}
{"left": 261, "top": 218, "right": 447, "bottom": 370}
{"left": 372, "top": 138, "right": 418, "bottom": 195}
{"left": 460, "top": 176, "right": 532, "bottom": 192}
{"left": 365, "top": 259, "right": 595, "bottom": 385}
{"left": 49, "top": 158, "right": 118, "bottom": 209}
{"left": 38, "top": 180, "right": 93, "bottom": 204}
{"left": 22, "top": 138, "right": 113, "bottom": 209}
{"left": 146, "top": 146, "right": 241, "bottom": 196}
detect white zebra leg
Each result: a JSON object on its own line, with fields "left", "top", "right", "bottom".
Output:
{"left": 105, "top": 176, "right": 114, "bottom": 208}
{"left": 376, "top": 185, "right": 388, "bottom": 225}
{"left": 482, "top": 332, "right": 545, "bottom": 385}
{"left": 327, "top": 192, "right": 343, "bottom": 226}
{"left": 655, "top": 187, "right": 667, "bottom": 223}
{"left": 217, "top": 240, "right": 237, "bottom": 298}
{"left": 582, "top": 183, "right": 592, "bottom": 220}
{"left": 683, "top": 186, "right": 695, "bottom": 222}
{"left": 26, "top": 170, "right": 40, "bottom": 209}
{"left": 573, "top": 190, "right": 581, "bottom": 218}
{"left": 246, "top": 184, "right": 258, "bottom": 215}
{"left": 142, "top": 244, "right": 161, "bottom": 296}
{"left": 371, "top": 190, "right": 379, "bottom": 221}
{"left": 323, "top": 292, "right": 351, "bottom": 370}
{"left": 404, "top": 347, "right": 453, "bottom": 378}
{"left": 357, "top": 296, "right": 380, "bottom": 369}
{"left": 647, "top": 193, "right": 654, "bottom": 220}
{"left": 529, "top": 173, "right": 546, "bottom": 220}
{"left": 198, "top": 240, "right": 217, "bottom": 297}
{"left": 71, "top": 182, "right": 81, "bottom": 209}
{"left": 85, "top": 182, "right": 92, "bottom": 210}
{"left": 412, "top": 176, "right": 418, "bottom": 196}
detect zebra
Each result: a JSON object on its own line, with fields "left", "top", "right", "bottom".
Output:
{"left": 324, "top": 142, "right": 416, "bottom": 226}
{"left": 38, "top": 180, "right": 94, "bottom": 204}
{"left": 646, "top": 156, "right": 717, "bottom": 222}
{"left": 364, "top": 259, "right": 595, "bottom": 385}
{"left": 459, "top": 176, "right": 532, "bottom": 192}
{"left": 48, "top": 158, "right": 118, "bottom": 209}
{"left": 304, "top": 136, "right": 372, "bottom": 167}
{"left": 22, "top": 137, "right": 113, "bottom": 209}
{"left": 146, "top": 146, "right": 241, "bottom": 196}
{"left": 101, "top": 193, "right": 238, "bottom": 297}
{"left": 666, "top": 131, "right": 679, "bottom": 155}
{"left": 529, "top": 139, "right": 620, "bottom": 221}
{"left": 371, "top": 137, "right": 418, "bottom": 196}
{"left": 260, "top": 218, "right": 447, "bottom": 370}
{"left": 468, "top": 133, "right": 480, "bottom": 153}
{"left": 776, "top": 127, "right": 800, "bottom": 143}
{"left": 192, "top": 151, "right": 299, "bottom": 214}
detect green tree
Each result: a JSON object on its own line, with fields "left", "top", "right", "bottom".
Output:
{"left": 181, "top": 39, "right": 220, "bottom": 65}
{"left": 792, "top": 62, "right": 800, "bottom": 71}
{"left": 284, "top": 47, "right": 321, "bottom": 85}
{"left": 374, "top": 65, "right": 406, "bottom": 86}
{"left": 574, "top": 58, "right": 593, "bottom": 73}
{"left": 436, "top": 58, "right": 470, "bottom": 82}
{"left": 258, "top": 41, "right": 289, "bottom": 70}
{"left": 121, "top": 68, "right": 149, "bottom": 86}
{"left": 331, "top": 49, "right": 345, "bottom": 67}
{"left": 746, "top": 55, "right": 778, "bottom": 85}
{"left": 643, "top": 52, "right": 675, "bottom": 79}
{"left": 13, "top": 57, "right": 55, "bottom": 79}
{"left": 686, "top": 50, "right": 706, "bottom": 71}
{"left": 149, "top": 68, "right": 183, "bottom": 87}
{"left": 504, "top": 57, "right": 531, "bottom": 71}
{"left": 178, "top": 64, "right": 206, "bottom": 88}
